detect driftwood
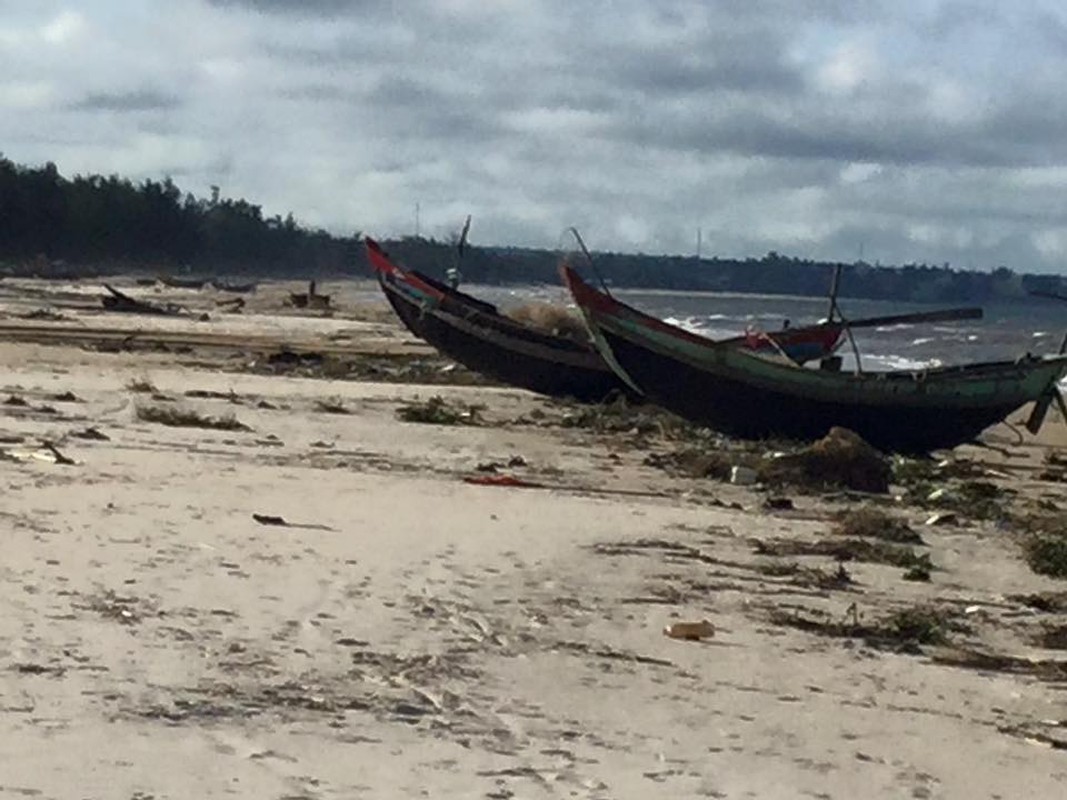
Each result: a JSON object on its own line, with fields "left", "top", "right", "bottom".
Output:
{"left": 100, "top": 284, "right": 184, "bottom": 316}
{"left": 215, "top": 296, "right": 246, "bottom": 312}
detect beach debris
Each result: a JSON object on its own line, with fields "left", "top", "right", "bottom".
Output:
{"left": 1022, "top": 522, "right": 1067, "bottom": 578}
{"left": 1038, "top": 468, "right": 1067, "bottom": 483}
{"left": 252, "top": 513, "right": 289, "bottom": 526}
{"left": 11, "top": 662, "right": 65, "bottom": 677}
{"left": 50, "top": 390, "right": 81, "bottom": 402}
{"left": 1010, "top": 591, "right": 1067, "bottom": 613}
{"left": 643, "top": 447, "right": 733, "bottom": 480}
{"left": 1034, "top": 624, "right": 1067, "bottom": 650}
{"left": 185, "top": 388, "right": 242, "bottom": 403}
{"left": 551, "top": 639, "right": 674, "bottom": 666}
{"left": 101, "top": 284, "right": 184, "bottom": 316}
{"left": 730, "top": 465, "right": 757, "bottom": 485}
{"left": 930, "top": 646, "right": 1067, "bottom": 681}
{"left": 261, "top": 349, "right": 332, "bottom": 376}
{"left": 475, "top": 455, "right": 528, "bottom": 473}
{"left": 769, "top": 604, "right": 958, "bottom": 653}
{"left": 4, "top": 395, "right": 28, "bottom": 406}
{"left": 758, "top": 427, "right": 891, "bottom": 493}
{"left": 663, "top": 620, "right": 715, "bottom": 641}
{"left": 935, "top": 480, "right": 1008, "bottom": 519}
{"left": 135, "top": 404, "right": 250, "bottom": 431}
{"left": 925, "top": 511, "right": 958, "bottom": 526}
{"left": 40, "top": 441, "right": 75, "bottom": 465}
{"left": 2, "top": 441, "right": 76, "bottom": 465}
{"left": 313, "top": 397, "right": 350, "bottom": 414}
{"left": 77, "top": 589, "right": 152, "bottom": 625}
{"left": 15, "top": 307, "right": 67, "bottom": 321}
{"left": 215, "top": 296, "right": 246, "bottom": 312}
{"left": 288, "top": 280, "right": 331, "bottom": 310}
{"left": 753, "top": 535, "right": 933, "bottom": 571}
{"left": 755, "top": 560, "right": 854, "bottom": 589}
{"left": 833, "top": 507, "right": 923, "bottom": 544}
{"left": 125, "top": 377, "right": 158, "bottom": 393}
{"left": 396, "top": 395, "right": 482, "bottom": 425}
{"left": 903, "top": 563, "right": 933, "bottom": 582}
{"left": 463, "top": 474, "right": 543, "bottom": 489}
{"left": 762, "top": 495, "right": 795, "bottom": 511}
{"left": 251, "top": 513, "right": 335, "bottom": 531}
{"left": 559, "top": 394, "right": 693, "bottom": 437}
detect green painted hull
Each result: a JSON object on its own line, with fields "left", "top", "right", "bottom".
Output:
{"left": 563, "top": 265, "right": 1067, "bottom": 452}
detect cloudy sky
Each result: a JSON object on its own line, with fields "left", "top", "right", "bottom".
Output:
{"left": 4, "top": 1, "right": 1067, "bottom": 273}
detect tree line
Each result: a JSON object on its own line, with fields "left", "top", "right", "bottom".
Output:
{"left": 2, "top": 155, "right": 1065, "bottom": 303}
{"left": 386, "top": 239, "right": 1067, "bottom": 305}
{"left": 0, "top": 156, "right": 361, "bottom": 276}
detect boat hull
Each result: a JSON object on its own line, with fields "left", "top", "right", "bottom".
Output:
{"left": 600, "top": 326, "right": 1028, "bottom": 452}
{"left": 380, "top": 277, "right": 626, "bottom": 402}
{"left": 563, "top": 264, "right": 1067, "bottom": 453}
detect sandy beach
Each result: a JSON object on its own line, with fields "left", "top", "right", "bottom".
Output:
{"left": 1, "top": 276, "right": 1065, "bottom": 799}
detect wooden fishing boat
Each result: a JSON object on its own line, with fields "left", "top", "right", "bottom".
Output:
{"left": 366, "top": 237, "right": 628, "bottom": 401}
{"left": 562, "top": 263, "right": 1067, "bottom": 453}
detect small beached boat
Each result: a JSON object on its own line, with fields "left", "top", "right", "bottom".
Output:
{"left": 366, "top": 237, "right": 628, "bottom": 402}
{"left": 562, "top": 263, "right": 1067, "bottom": 453}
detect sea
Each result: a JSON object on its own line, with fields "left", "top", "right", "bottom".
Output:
{"left": 456, "top": 282, "right": 1067, "bottom": 384}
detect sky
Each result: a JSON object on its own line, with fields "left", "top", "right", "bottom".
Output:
{"left": 4, "top": 1, "right": 1067, "bottom": 273}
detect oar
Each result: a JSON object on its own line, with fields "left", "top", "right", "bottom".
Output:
{"left": 568, "top": 227, "right": 613, "bottom": 297}
{"left": 824, "top": 265, "right": 864, "bottom": 373}
{"left": 446, "top": 215, "right": 471, "bottom": 289}
{"left": 826, "top": 264, "right": 842, "bottom": 323}
{"left": 456, "top": 214, "right": 471, "bottom": 262}
{"left": 1025, "top": 332, "right": 1067, "bottom": 434}
{"left": 844, "top": 307, "right": 984, "bottom": 331}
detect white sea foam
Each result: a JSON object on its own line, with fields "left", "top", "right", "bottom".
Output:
{"left": 663, "top": 316, "right": 708, "bottom": 335}
{"left": 862, "top": 354, "right": 942, "bottom": 371}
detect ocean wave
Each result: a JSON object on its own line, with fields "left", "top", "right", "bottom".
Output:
{"left": 911, "top": 337, "right": 935, "bottom": 346}
{"left": 662, "top": 316, "right": 708, "bottom": 335}
{"left": 861, "top": 354, "right": 943, "bottom": 371}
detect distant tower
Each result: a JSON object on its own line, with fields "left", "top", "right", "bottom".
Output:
{"left": 696, "top": 228, "right": 702, "bottom": 259}
{"left": 415, "top": 202, "right": 421, "bottom": 239}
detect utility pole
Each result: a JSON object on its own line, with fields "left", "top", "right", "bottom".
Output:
{"left": 415, "top": 202, "right": 420, "bottom": 239}
{"left": 696, "top": 227, "right": 702, "bottom": 260}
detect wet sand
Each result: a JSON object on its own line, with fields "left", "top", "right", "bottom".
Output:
{"left": 1, "top": 276, "right": 1065, "bottom": 799}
